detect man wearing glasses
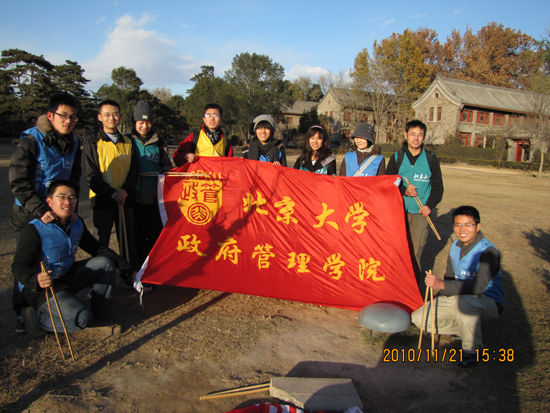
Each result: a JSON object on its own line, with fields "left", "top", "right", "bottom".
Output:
{"left": 386, "top": 119, "right": 444, "bottom": 274}
{"left": 411, "top": 205, "right": 502, "bottom": 367}
{"left": 173, "top": 103, "right": 233, "bottom": 166}
{"left": 9, "top": 93, "right": 82, "bottom": 333}
{"left": 82, "top": 100, "right": 139, "bottom": 280}
{"left": 13, "top": 180, "right": 132, "bottom": 335}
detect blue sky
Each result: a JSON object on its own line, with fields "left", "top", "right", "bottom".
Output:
{"left": 1, "top": 0, "right": 549, "bottom": 96}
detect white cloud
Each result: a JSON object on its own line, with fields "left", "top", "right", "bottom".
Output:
{"left": 286, "top": 65, "right": 331, "bottom": 81}
{"left": 383, "top": 18, "right": 395, "bottom": 26}
{"left": 410, "top": 13, "right": 426, "bottom": 19}
{"left": 453, "top": 9, "right": 462, "bottom": 14}
{"left": 84, "top": 14, "right": 203, "bottom": 94}
{"left": 96, "top": 16, "right": 106, "bottom": 24}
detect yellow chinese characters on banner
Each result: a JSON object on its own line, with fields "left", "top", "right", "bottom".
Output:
{"left": 175, "top": 188, "right": 387, "bottom": 283}
{"left": 178, "top": 171, "right": 223, "bottom": 225}
{"left": 252, "top": 243, "right": 275, "bottom": 269}
{"left": 358, "top": 258, "right": 386, "bottom": 282}
{"left": 177, "top": 234, "right": 206, "bottom": 257}
{"left": 215, "top": 237, "right": 242, "bottom": 265}
{"left": 288, "top": 252, "right": 311, "bottom": 273}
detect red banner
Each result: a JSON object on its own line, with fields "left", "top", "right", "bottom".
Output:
{"left": 136, "top": 157, "right": 423, "bottom": 311}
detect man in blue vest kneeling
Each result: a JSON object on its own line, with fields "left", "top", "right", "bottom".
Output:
{"left": 13, "top": 180, "right": 132, "bottom": 334}
{"left": 411, "top": 206, "right": 503, "bottom": 367}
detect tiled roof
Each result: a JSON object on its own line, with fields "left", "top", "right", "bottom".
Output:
{"left": 434, "top": 76, "right": 550, "bottom": 114}
{"left": 283, "top": 100, "right": 317, "bottom": 115}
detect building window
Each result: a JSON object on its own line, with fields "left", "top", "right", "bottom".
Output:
{"left": 477, "top": 111, "right": 490, "bottom": 124}
{"left": 343, "top": 129, "right": 350, "bottom": 139}
{"left": 474, "top": 134, "right": 485, "bottom": 148}
{"left": 460, "top": 109, "right": 473, "bottom": 123}
{"left": 434, "top": 92, "right": 439, "bottom": 99}
{"left": 509, "top": 114, "right": 523, "bottom": 124}
{"left": 493, "top": 113, "right": 505, "bottom": 126}
{"left": 459, "top": 132, "right": 472, "bottom": 147}
{"left": 437, "top": 107, "right": 442, "bottom": 121}
{"left": 344, "top": 111, "right": 351, "bottom": 122}
{"left": 287, "top": 116, "right": 293, "bottom": 125}
{"left": 429, "top": 107, "right": 434, "bottom": 121}
{"left": 329, "top": 111, "right": 333, "bottom": 120}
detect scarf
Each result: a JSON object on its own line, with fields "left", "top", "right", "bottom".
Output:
{"left": 247, "top": 137, "right": 280, "bottom": 162}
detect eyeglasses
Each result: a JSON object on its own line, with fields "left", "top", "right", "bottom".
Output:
{"left": 453, "top": 223, "right": 477, "bottom": 228}
{"left": 54, "top": 195, "right": 77, "bottom": 203}
{"left": 204, "top": 113, "right": 220, "bottom": 119}
{"left": 55, "top": 112, "right": 78, "bottom": 122}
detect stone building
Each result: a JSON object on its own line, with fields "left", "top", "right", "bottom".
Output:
{"left": 282, "top": 100, "right": 318, "bottom": 132}
{"left": 413, "top": 76, "right": 549, "bottom": 161}
{"left": 316, "top": 88, "right": 391, "bottom": 143}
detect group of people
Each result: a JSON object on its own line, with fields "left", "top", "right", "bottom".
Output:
{"left": 9, "top": 93, "right": 170, "bottom": 335}
{"left": 9, "top": 96, "right": 503, "bottom": 367}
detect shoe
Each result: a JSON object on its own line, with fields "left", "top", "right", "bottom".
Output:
{"left": 22, "top": 307, "right": 43, "bottom": 338}
{"left": 16, "top": 315, "right": 26, "bottom": 334}
{"left": 459, "top": 351, "right": 477, "bottom": 368}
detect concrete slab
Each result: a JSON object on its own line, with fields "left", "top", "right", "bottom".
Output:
{"left": 270, "top": 377, "right": 363, "bottom": 411}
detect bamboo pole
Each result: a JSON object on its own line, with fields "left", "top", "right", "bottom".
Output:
{"left": 44, "top": 286, "right": 65, "bottom": 360}
{"left": 403, "top": 177, "right": 441, "bottom": 241}
{"left": 41, "top": 262, "right": 75, "bottom": 361}
{"left": 199, "top": 382, "right": 270, "bottom": 400}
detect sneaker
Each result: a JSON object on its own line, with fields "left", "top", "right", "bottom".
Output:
{"left": 16, "top": 315, "right": 26, "bottom": 334}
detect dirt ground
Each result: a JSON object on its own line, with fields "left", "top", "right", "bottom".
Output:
{"left": 0, "top": 145, "right": 549, "bottom": 413}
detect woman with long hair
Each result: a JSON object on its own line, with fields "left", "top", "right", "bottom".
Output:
{"left": 293, "top": 125, "right": 336, "bottom": 175}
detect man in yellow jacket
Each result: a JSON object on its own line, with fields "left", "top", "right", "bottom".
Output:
{"left": 83, "top": 100, "right": 139, "bottom": 280}
{"left": 173, "top": 103, "right": 233, "bottom": 166}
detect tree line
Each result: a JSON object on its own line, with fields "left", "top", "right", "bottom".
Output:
{"left": 0, "top": 49, "right": 326, "bottom": 142}
{"left": 351, "top": 23, "right": 550, "bottom": 142}
{"left": 1, "top": 22, "right": 549, "bottom": 146}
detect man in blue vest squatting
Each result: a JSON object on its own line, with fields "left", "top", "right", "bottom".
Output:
{"left": 12, "top": 180, "right": 132, "bottom": 335}
{"left": 411, "top": 206, "right": 503, "bottom": 367}
{"left": 9, "top": 93, "right": 82, "bottom": 334}
{"left": 386, "top": 120, "right": 443, "bottom": 272}
{"left": 173, "top": 103, "right": 233, "bottom": 166}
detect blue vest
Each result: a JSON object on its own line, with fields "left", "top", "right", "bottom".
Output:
{"left": 344, "top": 152, "right": 383, "bottom": 176}
{"left": 396, "top": 150, "right": 431, "bottom": 213}
{"left": 30, "top": 218, "right": 84, "bottom": 279}
{"left": 449, "top": 237, "right": 503, "bottom": 305}
{"left": 132, "top": 136, "right": 161, "bottom": 197}
{"left": 16, "top": 127, "right": 78, "bottom": 206}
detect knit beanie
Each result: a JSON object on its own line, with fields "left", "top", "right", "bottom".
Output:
{"left": 352, "top": 122, "right": 375, "bottom": 143}
{"left": 133, "top": 101, "right": 154, "bottom": 122}
{"left": 253, "top": 114, "right": 276, "bottom": 132}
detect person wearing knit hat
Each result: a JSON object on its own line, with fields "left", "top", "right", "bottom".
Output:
{"left": 127, "top": 101, "right": 172, "bottom": 271}
{"left": 133, "top": 100, "right": 154, "bottom": 122}
{"left": 243, "top": 114, "right": 287, "bottom": 166}
{"left": 339, "top": 122, "right": 385, "bottom": 177}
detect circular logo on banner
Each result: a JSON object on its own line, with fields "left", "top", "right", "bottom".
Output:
{"left": 186, "top": 202, "right": 212, "bottom": 225}
{"left": 177, "top": 171, "right": 223, "bottom": 225}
